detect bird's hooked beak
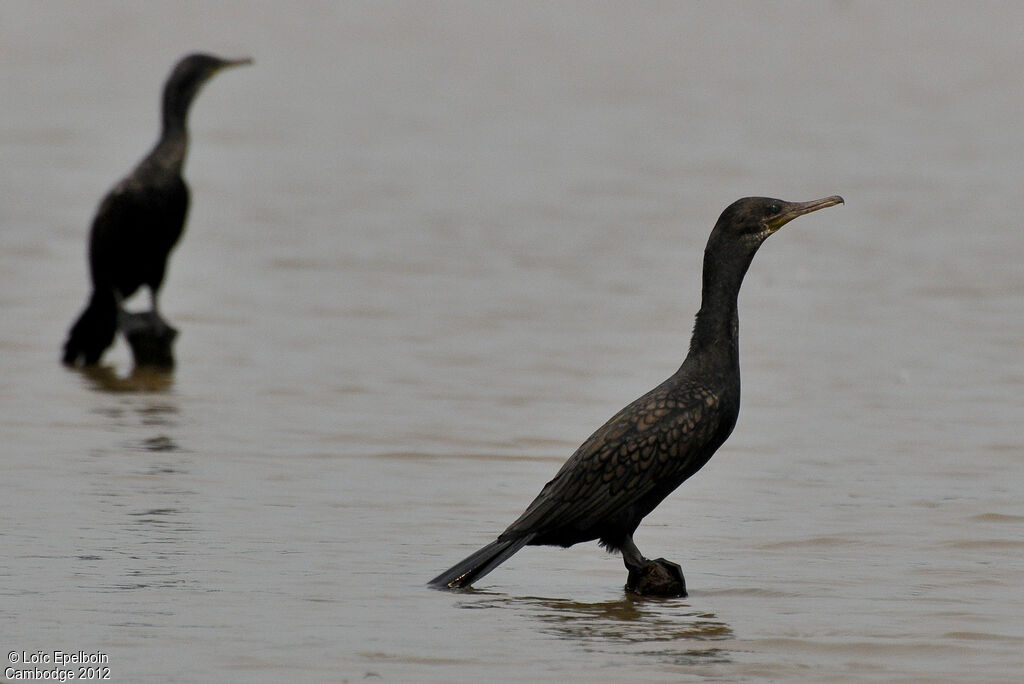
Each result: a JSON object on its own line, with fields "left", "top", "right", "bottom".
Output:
{"left": 766, "top": 195, "right": 844, "bottom": 233}
{"left": 218, "top": 57, "right": 254, "bottom": 70}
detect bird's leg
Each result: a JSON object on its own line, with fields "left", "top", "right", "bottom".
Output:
{"left": 113, "top": 290, "right": 131, "bottom": 330}
{"left": 144, "top": 289, "right": 176, "bottom": 334}
{"left": 620, "top": 535, "right": 649, "bottom": 572}
{"left": 149, "top": 289, "right": 163, "bottom": 321}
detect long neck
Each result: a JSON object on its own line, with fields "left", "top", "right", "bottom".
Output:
{"left": 144, "top": 128, "right": 187, "bottom": 175}
{"left": 686, "top": 240, "right": 757, "bottom": 366}
{"left": 151, "top": 97, "right": 193, "bottom": 174}
{"left": 154, "top": 83, "right": 201, "bottom": 173}
{"left": 162, "top": 85, "right": 197, "bottom": 137}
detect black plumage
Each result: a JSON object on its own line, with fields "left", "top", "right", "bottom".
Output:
{"left": 429, "top": 195, "right": 843, "bottom": 592}
{"left": 62, "top": 53, "right": 251, "bottom": 367}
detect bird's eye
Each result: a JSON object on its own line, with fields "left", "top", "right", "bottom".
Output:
{"left": 767, "top": 203, "right": 782, "bottom": 216}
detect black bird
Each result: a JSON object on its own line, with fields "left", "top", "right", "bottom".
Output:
{"left": 429, "top": 195, "right": 844, "bottom": 593}
{"left": 62, "top": 53, "right": 252, "bottom": 367}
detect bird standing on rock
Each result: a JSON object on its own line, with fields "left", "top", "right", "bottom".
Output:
{"left": 429, "top": 195, "right": 844, "bottom": 596}
{"left": 62, "top": 53, "right": 251, "bottom": 367}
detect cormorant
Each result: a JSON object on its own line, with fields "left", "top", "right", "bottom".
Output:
{"left": 62, "top": 53, "right": 252, "bottom": 367}
{"left": 429, "top": 195, "right": 843, "bottom": 594}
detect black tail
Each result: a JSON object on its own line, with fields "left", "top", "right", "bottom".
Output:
{"left": 62, "top": 289, "right": 118, "bottom": 366}
{"left": 428, "top": 534, "right": 535, "bottom": 590}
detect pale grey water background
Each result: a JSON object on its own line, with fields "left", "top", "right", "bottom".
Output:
{"left": 3, "top": 2, "right": 1023, "bottom": 682}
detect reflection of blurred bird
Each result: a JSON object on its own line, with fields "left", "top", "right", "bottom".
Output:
{"left": 430, "top": 196, "right": 843, "bottom": 591}
{"left": 62, "top": 53, "right": 251, "bottom": 366}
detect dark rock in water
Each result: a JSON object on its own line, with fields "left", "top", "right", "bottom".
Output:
{"left": 625, "top": 558, "right": 687, "bottom": 597}
{"left": 119, "top": 310, "right": 178, "bottom": 369}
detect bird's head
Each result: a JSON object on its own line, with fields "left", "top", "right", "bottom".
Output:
{"left": 713, "top": 196, "right": 844, "bottom": 246}
{"left": 699, "top": 195, "right": 843, "bottom": 291}
{"left": 705, "top": 195, "right": 844, "bottom": 266}
{"left": 163, "top": 53, "right": 253, "bottom": 120}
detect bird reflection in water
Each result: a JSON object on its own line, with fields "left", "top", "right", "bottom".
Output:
{"left": 75, "top": 365, "right": 182, "bottom": 453}
{"left": 457, "top": 593, "right": 733, "bottom": 666}
{"left": 76, "top": 363, "right": 176, "bottom": 394}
